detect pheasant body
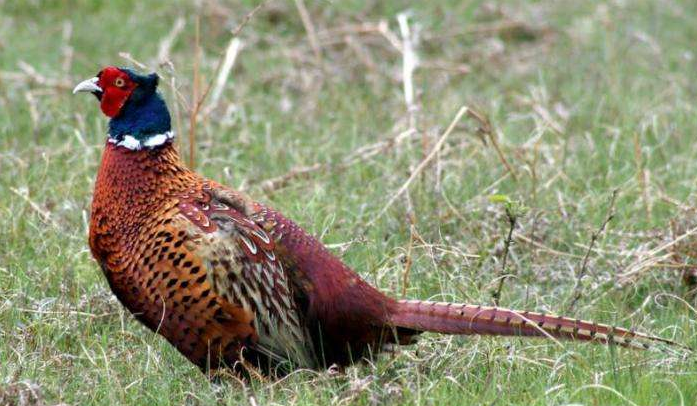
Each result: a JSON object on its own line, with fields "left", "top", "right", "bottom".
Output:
{"left": 78, "top": 66, "right": 680, "bottom": 377}
{"left": 90, "top": 144, "right": 319, "bottom": 371}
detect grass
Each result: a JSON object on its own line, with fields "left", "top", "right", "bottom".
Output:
{"left": 1, "top": 0, "right": 697, "bottom": 404}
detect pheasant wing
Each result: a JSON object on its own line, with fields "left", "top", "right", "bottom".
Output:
{"left": 177, "top": 183, "right": 315, "bottom": 368}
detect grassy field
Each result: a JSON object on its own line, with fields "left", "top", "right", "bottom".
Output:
{"left": 2, "top": 0, "right": 697, "bottom": 404}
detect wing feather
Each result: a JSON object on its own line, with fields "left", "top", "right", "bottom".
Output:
{"left": 177, "top": 183, "right": 315, "bottom": 368}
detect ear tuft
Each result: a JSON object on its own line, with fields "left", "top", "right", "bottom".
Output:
{"left": 147, "top": 72, "right": 159, "bottom": 89}
{"left": 120, "top": 67, "right": 159, "bottom": 91}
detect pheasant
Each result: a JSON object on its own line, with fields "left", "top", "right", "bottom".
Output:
{"left": 74, "top": 66, "right": 679, "bottom": 377}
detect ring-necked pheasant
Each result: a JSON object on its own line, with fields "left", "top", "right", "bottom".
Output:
{"left": 74, "top": 66, "right": 679, "bottom": 377}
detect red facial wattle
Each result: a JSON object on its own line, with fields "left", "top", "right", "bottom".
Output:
{"left": 97, "top": 66, "right": 137, "bottom": 118}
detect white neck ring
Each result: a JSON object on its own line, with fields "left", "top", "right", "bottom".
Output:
{"left": 108, "top": 131, "right": 175, "bottom": 150}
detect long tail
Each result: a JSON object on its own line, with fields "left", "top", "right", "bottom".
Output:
{"left": 390, "top": 300, "right": 682, "bottom": 350}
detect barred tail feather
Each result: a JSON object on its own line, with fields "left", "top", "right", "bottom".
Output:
{"left": 390, "top": 300, "right": 682, "bottom": 350}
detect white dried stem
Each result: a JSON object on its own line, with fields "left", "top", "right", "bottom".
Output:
{"left": 61, "top": 21, "right": 74, "bottom": 74}
{"left": 294, "top": 0, "right": 322, "bottom": 65}
{"left": 397, "top": 12, "right": 419, "bottom": 128}
{"left": 368, "top": 106, "right": 469, "bottom": 226}
{"left": 207, "top": 37, "right": 243, "bottom": 113}
{"left": 157, "top": 17, "right": 186, "bottom": 65}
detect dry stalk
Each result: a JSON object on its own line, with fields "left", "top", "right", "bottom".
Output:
{"left": 10, "top": 187, "right": 59, "bottom": 229}
{"left": 343, "top": 35, "right": 378, "bottom": 73}
{"left": 61, "top": 21, "right": 74, "bottom": 74}
{"left": 294, "top": 0, "right": 322, "bottom": 66}
{"left": 23, "top": 91, "right": 39, "bottom": 137}
{"left": 659, "top": 192, "right": 697, "bottom": 213}
{"left": 667, "top": 220, "right": 697, "bottom": 290}
{"left": 491, "top": 212, "right": 517, "bottom": 306}
{"left": 528, "top": 141, "right": 541, "bottom": 257}
{"left": 171, "top": 76, "right": 184, "bottom": 150}
{"left": 423, "top": 19, "right": 549, "bottom": 41}
{"left": 186, "top": 1, "right": 266, "bottom": 162}
{"left": 513, "top": 232, "right": 583, "bottom": 259}
{"left": 400, "top": 188, "right": 418, "bottom": 298}
{"left": 255, "top": 128, "right": 419, "bottom": 193}
{"left": 118, "top": 52, "right": 149, "bottom": 70}
{"left": 395, "top": 11, "right": 428, "bottom": 230}
{"left": 402, "top": 223, "right": 416, "bottom": 298}
{"left": 532, "top": 103, "right": 564, "bottom": 135}
{"left": 367, "top": 106, "right": 470, "bottom": 227}
{"left": 232, "top": 1, "right": 267, "bottom": 37}
{"left": 316, "top": 22, "right": 386, "bottom": 40}
{"left": 462, "top": 107, "right": 517, "bottom": 181}
{"left": 617, "top": 225, "right": 697, "bottom": 286}
{"left": 485, "top": 130, "right": 517, "bottom": 181}
{"left": 157, "top": 16, "right": 186, "bottom": 66}
{"left": 634, "top": 132, "right": 652, "bottom": 219}
{"left": 1, "top": 61, "right": 72, "bottom": 90}
{"left": 397, "top": 12, "right": 419, "bottom": 131}
{"left": 565, "top": 189, "right": 618, "bottom": 312}
{"left": 314, "top": 20, "right": 406, "bottom": 51}
{"left": 259, "top": 163, "right": 324, "bottom": 192}
{"left": 418, "top": 60, "right": 471, "bottom": 74}
{"left": 377, "top": 19, "right": 405, "bottom": 52}
{"left": 206, "top": 37, "right": 243, "bottom": 114}
{"left": 188, "top": 16, "right": 201, "bottom": 168}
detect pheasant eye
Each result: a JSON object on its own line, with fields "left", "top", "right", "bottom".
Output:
{"left": 114, "top": 77, "right": 125, "bottom": 87}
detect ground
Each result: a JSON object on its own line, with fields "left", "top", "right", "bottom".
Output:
{"left": 1, "top": 1, "right": 697, "bottom": 405}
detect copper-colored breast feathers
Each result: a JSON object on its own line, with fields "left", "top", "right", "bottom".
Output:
{"left": 90, "top": 144, "right": 317, "bottom": 373}
{"left": 89, "top": 144, "right": 271, "bottom": 371}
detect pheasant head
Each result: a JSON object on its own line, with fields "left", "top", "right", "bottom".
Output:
{"left": 73, "top": 66, "right": 173, "bottom": 150}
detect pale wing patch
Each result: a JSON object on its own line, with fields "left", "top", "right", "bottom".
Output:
{"left": 175, "top": 213, "right": 315, "bottom": 368}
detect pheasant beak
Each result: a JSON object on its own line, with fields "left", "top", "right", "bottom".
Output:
{"left": 72, "top": 77, "right": 102, "bottom": 96}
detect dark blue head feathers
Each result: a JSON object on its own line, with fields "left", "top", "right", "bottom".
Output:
{"left": 108, "top": 68, "right": 171, "bottom": 141}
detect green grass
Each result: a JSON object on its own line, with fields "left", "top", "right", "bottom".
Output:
{"left": 2, "top": 0, "right": 697, "bottom": 404}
